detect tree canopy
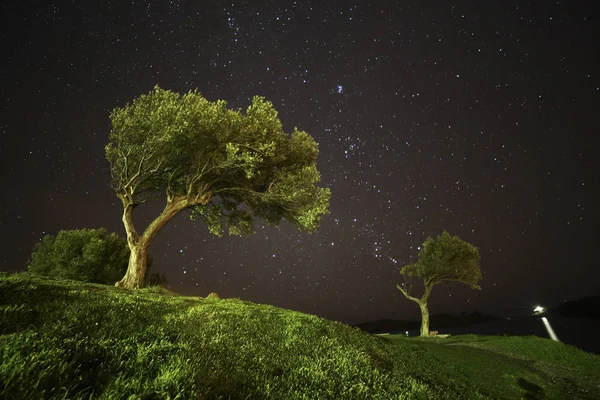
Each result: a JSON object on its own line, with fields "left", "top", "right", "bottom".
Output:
{"left": 106, "top": 86, "right": 330, "bottom": 288}
{"left": 400, "top": 230, "right": 481, "bottom": 290}
{"left": 397, "top": 230, "right": 481, "bottom": 336}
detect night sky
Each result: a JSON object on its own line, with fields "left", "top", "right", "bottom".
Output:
{"left": 1, "top": 1, "right": 598, "bottom": 325}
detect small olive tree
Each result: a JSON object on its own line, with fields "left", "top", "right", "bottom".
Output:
{"left": 106, "top": 86, "right": 330, "bottom": 289}
{"left": 396, "top": 231, "right": 481, "bottom": 337}
{"left": 28, "top": 228, "right": 129, "bottom": 284}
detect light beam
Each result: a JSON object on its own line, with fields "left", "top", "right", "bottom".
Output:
{"left": 541, "top": 317, "right": 560, "bottom": 342}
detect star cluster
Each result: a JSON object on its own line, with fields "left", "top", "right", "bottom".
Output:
{"left": 1, "top": 0, "right": 598, "bottom": 324}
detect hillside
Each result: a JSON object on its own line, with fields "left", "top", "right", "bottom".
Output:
{"left": 1, "top": 272, "right": 599, "bottom": 399}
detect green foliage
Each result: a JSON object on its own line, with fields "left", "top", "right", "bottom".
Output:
{"left": 400, "top": 230, "right": 481, "bottom": 289}
{"left": 106, "top": 86, "right": 330, "bottom": 235}
{"left": 27, "top": 228, "right": 129, "bottom": 285}
{"left": 1, "top": 273, "right": 599, "bottom": 399}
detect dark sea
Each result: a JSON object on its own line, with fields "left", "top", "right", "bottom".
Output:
{"left": 402, "top": 314, "right": 600, "bottom": 354}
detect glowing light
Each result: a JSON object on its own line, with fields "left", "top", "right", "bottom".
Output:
{"left": 541, "top": 317, "right": 560, "bottom": 342}
{"left": 533, "top": 305, "right": 545, "bottom": 314}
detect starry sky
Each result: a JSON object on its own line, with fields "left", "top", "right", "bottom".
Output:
{"left": 1, "top": 0, "right": 598, "bottom": 325}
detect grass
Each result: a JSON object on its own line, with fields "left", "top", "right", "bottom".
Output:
{"left": 386, "top": 335, "right": 600, "bottom": 399}
{"left": 1, "top": 272, "right": 599, "bottom": 399}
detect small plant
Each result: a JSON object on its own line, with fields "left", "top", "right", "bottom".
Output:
{"left": 206, "top": 292, "right": 221, "bottom": 299}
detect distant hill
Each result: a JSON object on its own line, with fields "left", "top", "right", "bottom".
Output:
{"left": 552, "top": 295, "right": 600, "bottom": 318}
{"left": 356, "top": 312, "right": 502, "bottom": 333}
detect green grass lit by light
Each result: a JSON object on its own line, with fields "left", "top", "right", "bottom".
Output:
{"left": 386, "top": 334, "right": 600, "bottom": 399}
{"left": 1, "top": 272, "right": 599, "bottom": 399}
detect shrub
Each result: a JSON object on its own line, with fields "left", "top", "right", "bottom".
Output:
{"left": 27, "top": 228, "right": 129, "bottom": 285}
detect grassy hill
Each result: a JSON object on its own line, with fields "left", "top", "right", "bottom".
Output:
{"left": 1, "top": 272, "right": 599, "bottom": 399}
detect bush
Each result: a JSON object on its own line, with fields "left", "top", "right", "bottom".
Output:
{"left": 27, "top": 228, "right": 129, "bottom": 285}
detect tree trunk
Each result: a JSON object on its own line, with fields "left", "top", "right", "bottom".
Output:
{"left": 419, "top": 302, "right": 430, "bottom": 337}
{"left": 116, "top": 239, "right": 150, "bottom": 289}
{"left": 396, "top": 282, "right": 433, "bottom": 337}
{"left": 115, "top": 195, "right": 190, "bottom": 289}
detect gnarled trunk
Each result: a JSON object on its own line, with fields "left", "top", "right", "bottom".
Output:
{"left": 396, "top": 282, "right": 433, "bottom": 337}
{"left": 116, "top": 239, "right": 150, "bottom": 289}
{"left": 419, "top": 303, "right": 430, "bottom": 337}
{"left": 115, "top": 194, "right": 192, "bottom": 289}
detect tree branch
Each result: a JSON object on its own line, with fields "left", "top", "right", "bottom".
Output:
{"left": 396, "top": 284, "right": 422, "bottom": 304}
{"left": 421, "top": 284, "right": 433, "bottom": 303}
{"left": 119, "top": 195, "right": 139, "bottom": 247}
{"left": 141, "top": 197, "right": 189, "bottom": 245}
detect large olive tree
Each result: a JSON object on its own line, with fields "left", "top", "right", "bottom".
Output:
{"left": 396, "top": 231, "right": 481, "bottom": 337}
{"left": 106, "top": 86, "right": 330, "bottom": 289}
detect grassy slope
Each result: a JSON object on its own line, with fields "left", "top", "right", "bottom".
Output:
{"left": 1, "top": 273, "right": 599, "bottom": 399}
